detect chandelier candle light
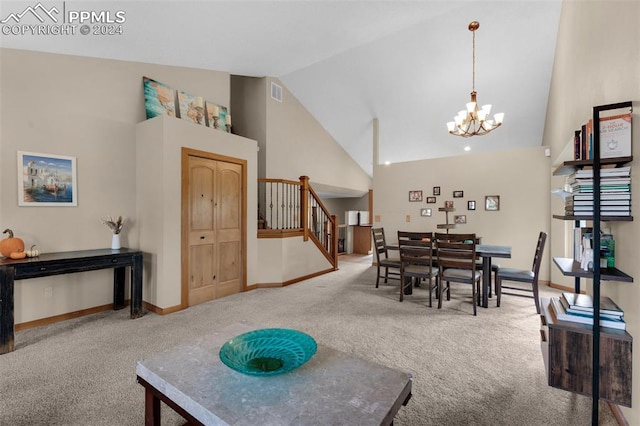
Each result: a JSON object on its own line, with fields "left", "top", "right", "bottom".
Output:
{"left": 447, "top": 21, "right": 504, "bottom": 137}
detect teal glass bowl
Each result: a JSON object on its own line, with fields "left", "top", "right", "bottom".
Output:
{"left": 219, "top": 328, "right": 317, "bottom": 376}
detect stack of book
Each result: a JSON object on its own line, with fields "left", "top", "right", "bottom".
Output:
{"left": 549, "top": 292, "right": 626, "bottom": 330}
{"left": 565, "top": 166, "right": 631, "bottom": 217}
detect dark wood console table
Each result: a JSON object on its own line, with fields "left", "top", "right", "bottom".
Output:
{"left": 0, "top": 248, "right": 144, "bottom": 354}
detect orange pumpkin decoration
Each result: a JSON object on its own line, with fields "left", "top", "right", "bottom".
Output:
{"left": 9, "top": 250, "right": 26, "bottom": 259}
{"left": 1, "top": 229, "right": 25, "bottom": 258}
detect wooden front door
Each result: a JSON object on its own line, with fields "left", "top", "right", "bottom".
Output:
{"left": 185, "top": 152, "right": 243, "bottom": 307}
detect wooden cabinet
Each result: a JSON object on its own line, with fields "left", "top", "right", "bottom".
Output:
{"left": 540, "top": 298, "right": 632, "bottom": 407}
{"left": 353, "top": 225, "right": 372, "bottom": 254}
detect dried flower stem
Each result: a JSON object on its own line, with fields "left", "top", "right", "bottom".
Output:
{"left": 101, "top": 216, "right": 125, "bottom": 234}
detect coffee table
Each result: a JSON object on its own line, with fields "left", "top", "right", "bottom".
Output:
{"left": 136, "top": 322, "right": 412, "bottom": 425}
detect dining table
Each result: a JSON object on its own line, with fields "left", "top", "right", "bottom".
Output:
{"left": 476, "top": 244, "right": 512, "bottom": 308}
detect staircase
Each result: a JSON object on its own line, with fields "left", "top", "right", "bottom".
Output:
{"left": 258, "top": 175, "right": 338, "bottom": 270}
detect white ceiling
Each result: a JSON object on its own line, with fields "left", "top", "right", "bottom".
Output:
{"left": 0, "top": 0, "right": 562, "bottom": 177}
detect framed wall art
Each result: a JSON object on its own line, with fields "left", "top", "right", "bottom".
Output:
{"left": 409, "top": 190, "right": 423, "bottom": 202}
{"left": 426, "top": 196, "right": 436, "bottom": 204}
{"left": 433, "top": 186, "right": 441, "bottom": 196}
{"left": 444, "top": 200, "right": 454, "bottom": 208}
{"left": 455, "top": 215, "right": 467, "bottom": 224}
{"left": 18, "top": 151, "right": 77, "bottom": 206}
{"left": 485, "top": 195, "right": 500, "bottom": 211}
{"left": 420, "top": 208, "right": 432, "bottom": 217}
{"left": 453, "top": 190, "right": 464, "bottom": 198}
{"left": 468, "top": 200, "right": 476, "bottom": 210}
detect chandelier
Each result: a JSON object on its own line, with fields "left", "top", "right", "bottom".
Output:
{"left": 447, "top": 21, "right": 504, "bottom": 137}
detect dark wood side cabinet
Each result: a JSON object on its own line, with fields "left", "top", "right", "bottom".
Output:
{"left": 0, "top": 248, "right": 144, "bottom": 354}
{"left": 540, "top": 297, "right": 632, "bottom": 407}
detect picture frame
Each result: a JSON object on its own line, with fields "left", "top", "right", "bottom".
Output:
{"left": 444, "top": 200, "right": 454, "bottom": 209}
{"left": 467, "top": 200, "right": 476, "bottom": 211}
{"left": 485, "top": 195, "right": 500, "bottom": 211}
{"left": 454, "top": 215, "right": 467, "bottom": 224}
{"left": 409, "top": 190, "right": 423, "bottom": 202}
{"left": 420, "top": 208, "right": 432, "bottom": 217}
{"left": 453, "top": 190, "right": 464, "bottom": 198}
{"left": 433, "top": 186, "right": 441, "bottom": 196}
{"left": 18, "top": 151, "right": 77, "bottom": 206}
{"left": 426, "top": 196, "right": 436, "bottom": 204}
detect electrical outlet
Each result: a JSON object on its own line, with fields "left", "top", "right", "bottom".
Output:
{"left": 44, "top": 287, "right": 53, "bottom": 299}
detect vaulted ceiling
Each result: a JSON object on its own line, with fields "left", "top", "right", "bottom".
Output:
{"left": 1, "top": 0, "right": 562, "bottom": 176}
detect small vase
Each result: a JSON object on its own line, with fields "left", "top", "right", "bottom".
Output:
{"left": 111, "top": 234, "right": 121, "bottom": 250}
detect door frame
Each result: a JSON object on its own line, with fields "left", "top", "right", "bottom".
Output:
{"left": 180, "top": 147, "right": 247, "bottom": 310}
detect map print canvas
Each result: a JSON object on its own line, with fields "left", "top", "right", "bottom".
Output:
{"left": 143, "top": 77, "right": 177, "bottom": 119}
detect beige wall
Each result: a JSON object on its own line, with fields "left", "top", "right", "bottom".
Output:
{"left": 543, "top": 1, "right": 640, "bottom": 420}
{"left": 0, "top": 48, "right": 229, "bottom": 323}
{"left": 231, "top": 76, "right": 372, "bottom": 194}
{"left": 265, "top": 78, "right": 372, "bottom": 193}
{"left": 374, "top": 146, "right": 551, "bottom": 279}
{"left": 136, "top": 116, "right": 258, "bottom": 309}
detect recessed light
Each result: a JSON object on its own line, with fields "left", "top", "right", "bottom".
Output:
{"left": 464, "top": 146, "right": 471, "bottom": 151}
{"left": 384, "top": 161, "right": 391, "bottom": 165}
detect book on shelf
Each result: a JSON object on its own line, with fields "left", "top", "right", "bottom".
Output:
{"left": 550, "top": 297, "right": 626, "bottom": 330}
{"left": 568, "top": 199, "right": 631, "bottom": 206}
{"left": 568, "top": 210, "right": 631, "bottom": 217}
{"left": 558, "top": 296, "right": 622, "bottom": 321}
{"left": 599, "top": 112, "right": 632, "bottom": 158}
{"left": 573, "top": 130, "right": 581, "bottom": 160}
{"left": 572, "top": 193, "right": 631, "bottom": 201}
{"left": 561, "top": 292, "right": 624, "bottom": 316}
{"left": 573, "top": 166, "right": 631, "bottom": 178}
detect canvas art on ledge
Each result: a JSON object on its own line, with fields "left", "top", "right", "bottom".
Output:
{"left": 143, "top": 77, "right": 177, "bottom": 119}
{"left": 178, "top": 91, "right": 205, "bottom": 125}
{"left": 205, "top": 101, "right": 229, "bottom": 130}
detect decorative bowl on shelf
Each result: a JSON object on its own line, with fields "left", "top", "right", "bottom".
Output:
{"left": 219, "top": 328, "right": 317, "bottom": 376}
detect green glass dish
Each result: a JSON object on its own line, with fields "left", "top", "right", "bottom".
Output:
{"left": 219, "top": 328, "right": 317, "bottom": 376}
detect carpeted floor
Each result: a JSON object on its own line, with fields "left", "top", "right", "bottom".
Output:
{"left": 0, "top": 254, "right": 619, "bottom": 425}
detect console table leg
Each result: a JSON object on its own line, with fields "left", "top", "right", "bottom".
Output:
{"left": 0, "top": 267, "right": 15, "bottom": 354}
{"left": 130, "top": 253, "right": 144, "bottom": 318}
{"left": 113, "top": 267, "right": 126, "bottom": 310}
{"left": 145, "top": 387, "right": 161, "bottom": 426}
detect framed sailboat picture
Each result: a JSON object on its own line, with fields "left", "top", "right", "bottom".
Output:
{"left": 17, "top": 151, "right": 77, "bottom": 206}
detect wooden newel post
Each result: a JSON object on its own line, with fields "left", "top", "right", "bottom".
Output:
{"left": 331, "top": 214, "right": 338, "bottom": 270}
{"left": 299, "top": 176, "right": 310, "bottom": 241}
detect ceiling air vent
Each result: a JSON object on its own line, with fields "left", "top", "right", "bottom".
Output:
{"left": 271, "top": 82, "right": 283, "bottom": 102}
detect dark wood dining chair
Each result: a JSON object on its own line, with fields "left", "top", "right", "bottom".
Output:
{"left": 435, "top": 233, "right": 482, "bottom": 315}
{"left": 398, "top": 236, "right": 438, "bottom": 306}
{"left": 372, "top": 227, "right": 401, "bottom": 287}
{"left": 495, "top": 231, "right": 547, "bottom": 313}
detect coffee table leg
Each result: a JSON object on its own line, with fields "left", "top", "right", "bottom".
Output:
{"left": 145, "top": 387, "right": 161, "bottom": 426}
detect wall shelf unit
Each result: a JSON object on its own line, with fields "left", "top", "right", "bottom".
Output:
{"left": 549, "top": 101, "right": 633, "bottom": 423}
{"left": 436, "top": 207, "right": 455, "bottom": 233}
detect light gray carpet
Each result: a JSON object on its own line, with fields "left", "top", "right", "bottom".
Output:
{"left": 0, "top": 255, "right": 618, "bottom": 425}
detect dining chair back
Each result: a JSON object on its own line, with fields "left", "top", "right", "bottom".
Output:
{"left": 435, "top": 233, "right": 481, "bottom": 315}
{"left": 372, "top": 227, "right": 401, "bottom": 288}
{"left": 398, "top": 231, "right": 433, "bottom": 243}
{"left": 496, "top": 231, "right": 547, "bottom": 313}
{"left": 398, "top": 237, "right": 439, "bottom": 306}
